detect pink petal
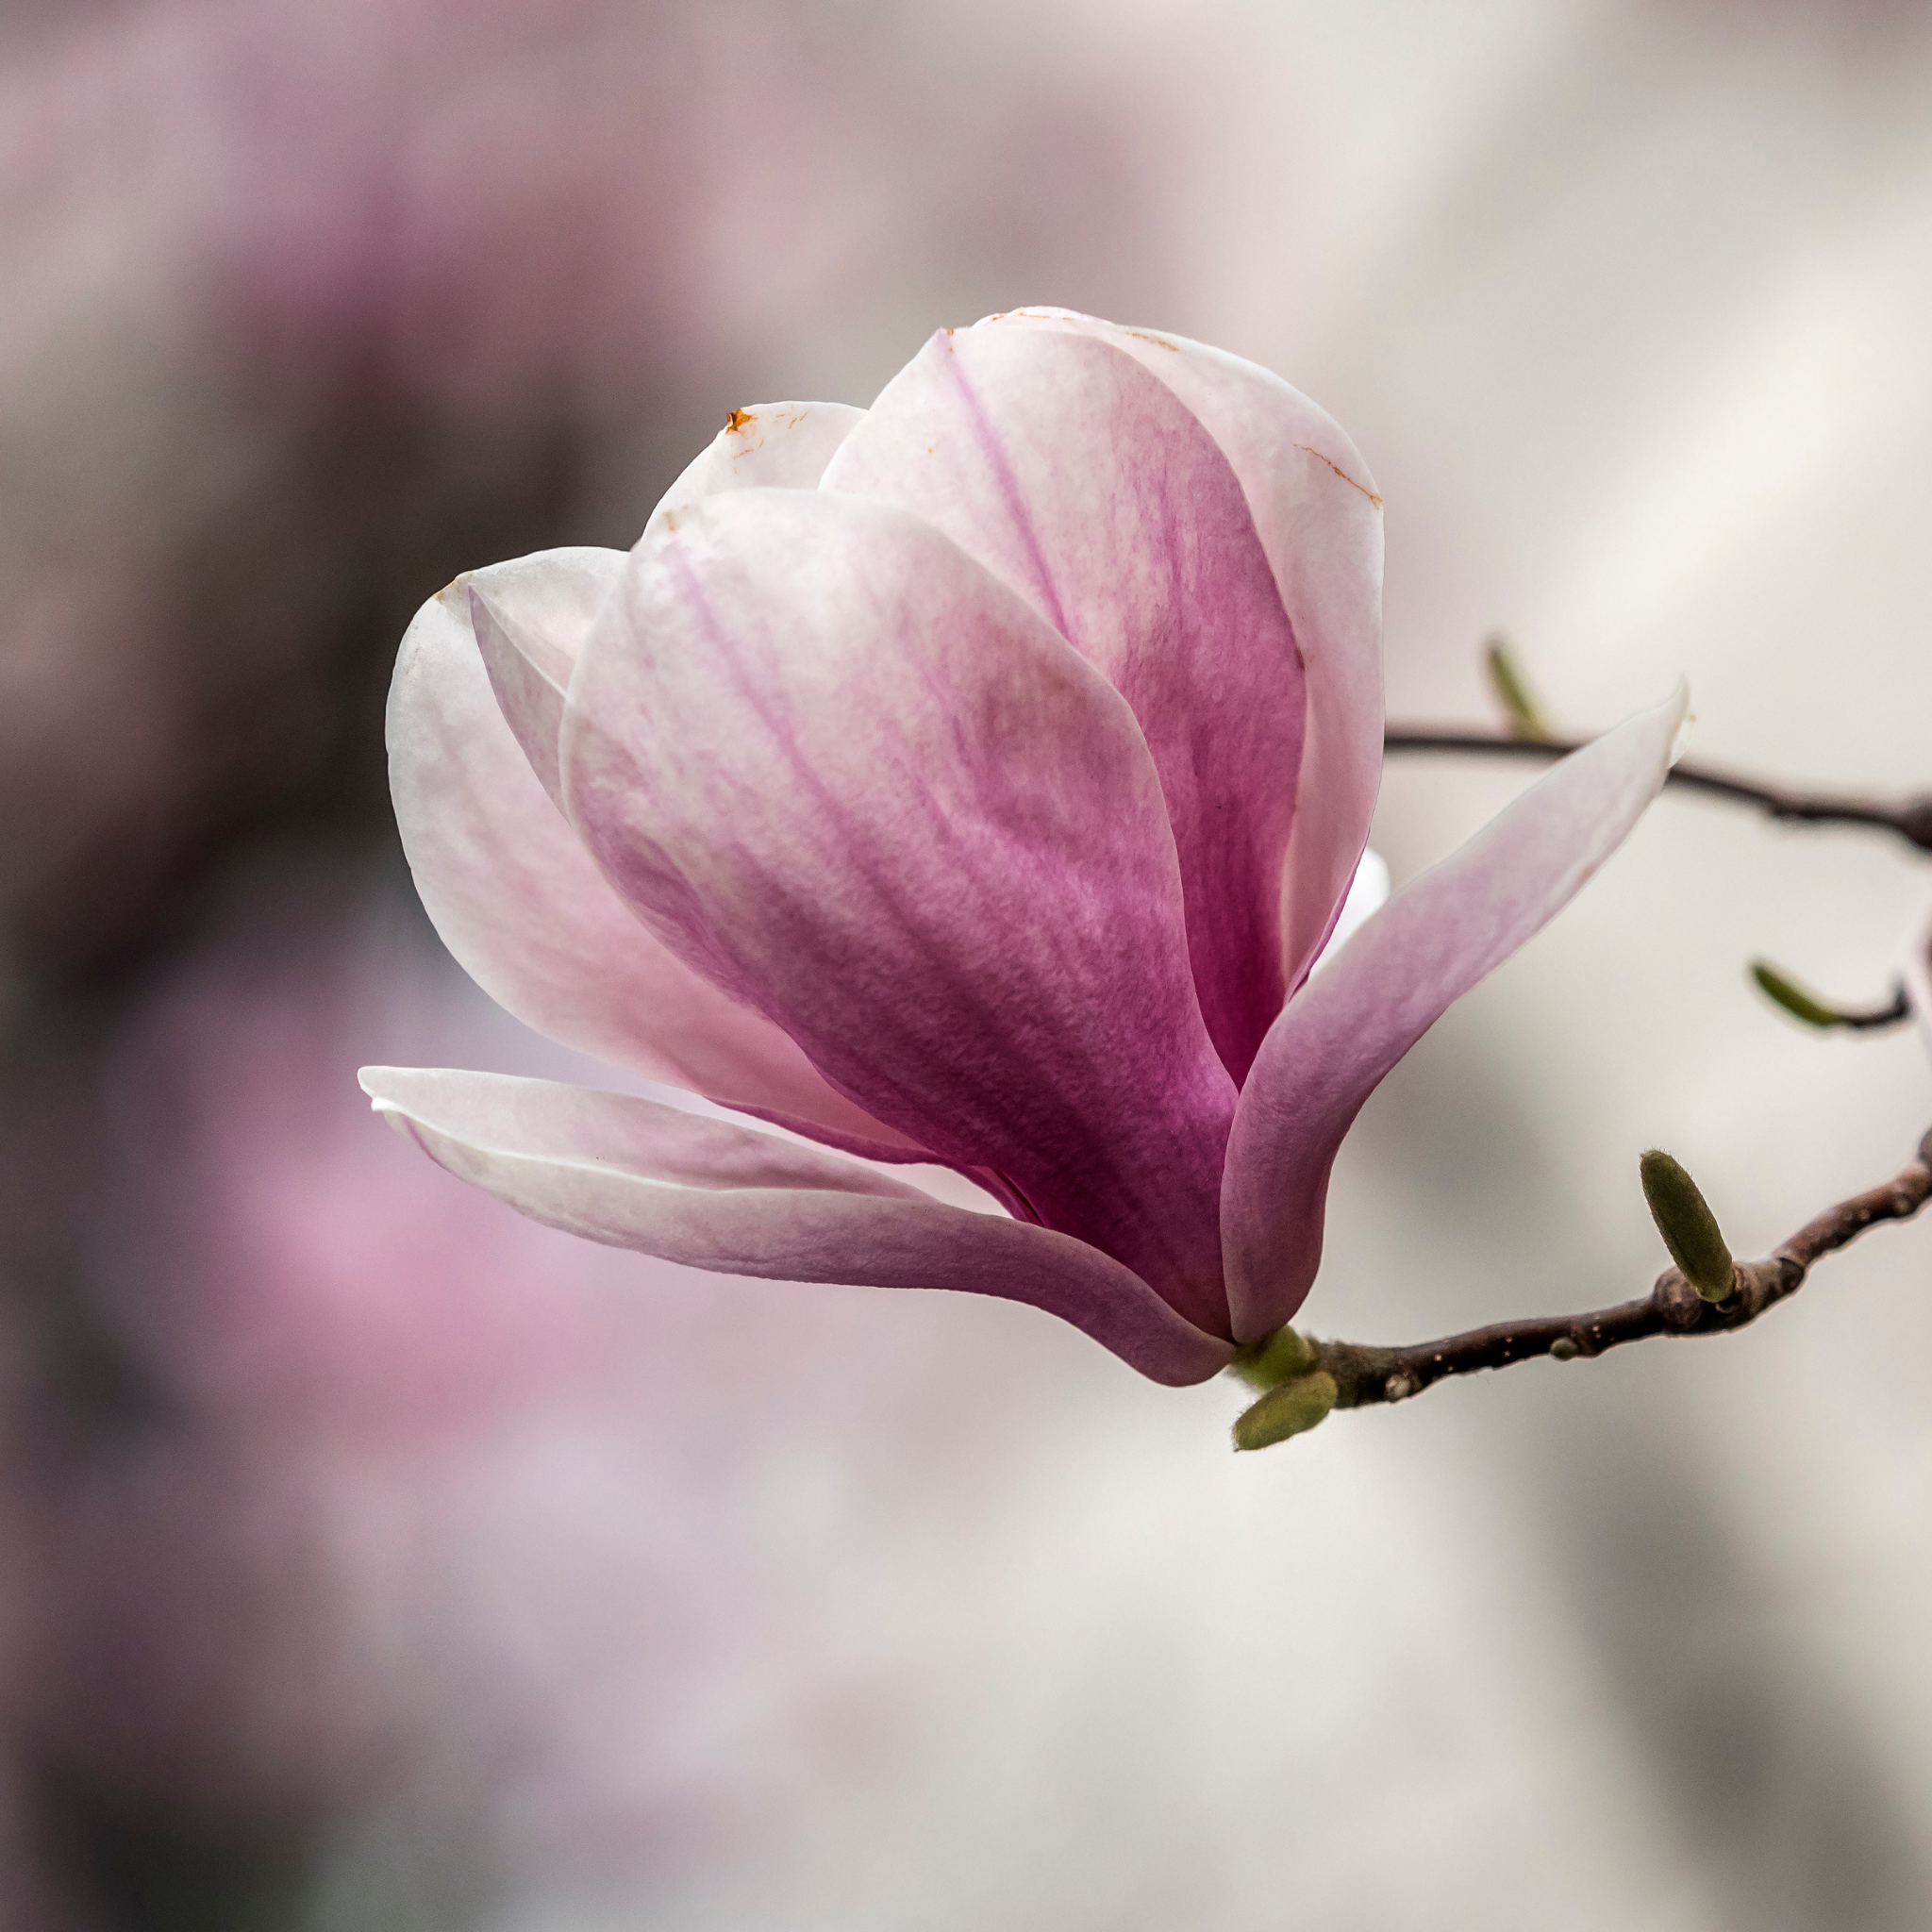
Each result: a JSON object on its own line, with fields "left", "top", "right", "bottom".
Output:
{"left": 1221, "top": 687, "right": 1689, "bottom": 1341}
{"left": 823, "top": 325, "right": 1307, "bottom": 1083}
{"left": 388, "top": 559, "right": 931, "bottom": 1158}
{"left": 561, "top": 488, "right": 1240, "bottom": 1337}
{"left": 360, "top": 1068, "right": 1234, "bottom": 1386}
{"left": 645, "top": 399, "right": 867, "bottom": 537}
{"left": 465, "top": 394, "right": 865, "bottom": 808}
{"left": 464, "top": 547, "right": 617, "bottom": 809}
{"left": 983, "top": 308, "right": 1385, "bottom": 999}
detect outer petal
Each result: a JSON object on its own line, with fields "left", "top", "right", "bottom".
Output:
{"left": 360, "top": 1068, "right": 1234, "bottom": 1387}
{"left": 984, "top": 308, "right": 1384, "bottom": 1000}
{"left": 562, "top": 488, "right": 1241, "bottom": 1337}
{"left": 823, "top": 326, "right": 1306, "bottom": 1084}
{"left": 388, "top": 560, "right": 931, "bottom": 1158}
{"left": 1221, "top": 688, "right": 1689, "bottom": 1341}
{"left": 644, "top": 399, "right": 867, "bottom": 537}
{"left": 465, "top": 548, "right": 618, "bottom": 808}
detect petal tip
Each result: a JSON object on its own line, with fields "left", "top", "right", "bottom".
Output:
{"left": 1665, "top": 678, "right": 1693, "bottom": 765}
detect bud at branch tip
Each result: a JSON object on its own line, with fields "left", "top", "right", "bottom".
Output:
{"left": 1751, "top": 958, "right": 1844, "bottom": 1029}
{"left": 1483, "top": 636, "right": 1554, "bottom": 741}
{"left": 1750, "top": 958, "right": 1910, "bottom": 1033}
{"left": 1233, "top": 1372, "right": 1339, "bottom": 1452}
{"left": 1639, "top": 1148, "right": 1736, "bottom": 1303}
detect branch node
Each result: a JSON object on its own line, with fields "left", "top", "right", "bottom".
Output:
{"left": 1235, "top": 1127, "right": 1932, "bottom": 1440}
{"left": 1899, "top": 796, "right": 1932, "bottom": 852}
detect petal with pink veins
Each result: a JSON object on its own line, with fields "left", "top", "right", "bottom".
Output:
{"left": 388, "top": 558, "right": 931, "bottom": 1158}
{"left": 983, "top": 308, "right": 1384, "bottom": 1001}
{"left": 824, "top": 326, "right": 1306, "bottom": 1083}
{"left": 562, "top": 488, "right": 1241, "bottom": 1337}
{"left": 360, "top": 1068, "right": 1234, "bottom": 1386}
{"left": 1221, "top": 687, "right": 1688, "bottom": 1341}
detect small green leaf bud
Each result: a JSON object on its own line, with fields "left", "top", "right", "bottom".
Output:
{"left": 1750, "top": 959, "right": 1840, "bottom": 1029}
{"left": 1228, "top": 1325, "right": 1322, "bottom": 1391}
{"left": 1233, "top": 1371, "right": 1339, "bottom": 1452}
{"left": 1639, "top": 1149, "right": 1737, "bottom": 1303}
{"left": 1484, "top": 636, "right": 1554, "bottom": 741}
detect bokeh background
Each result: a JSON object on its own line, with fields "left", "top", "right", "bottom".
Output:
{"left": 4, "top": 2, "right": 1932, "bottom": 1926}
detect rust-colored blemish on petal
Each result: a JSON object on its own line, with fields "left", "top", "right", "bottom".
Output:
{"left": 1127, "top": 329, "right": 1179, "bottom": 352}
{"left": 1295, "top": 444, "right": 1383, "bottom": 508}
{"left": 725, "top": 408, "right": 756, "bottom": 433}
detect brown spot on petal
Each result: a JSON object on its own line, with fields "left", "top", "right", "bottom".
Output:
{"left": 725, "top": 408, "right": 756, "bottom": 433}
{"left": 1295, "top": 444, "right": 1383, "bottom": 508}
{"left": 1128, "top": 329, "right": 1179, "bottom": 352}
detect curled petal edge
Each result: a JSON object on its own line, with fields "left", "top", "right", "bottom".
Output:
{"left": 387, "top": 563, "right": 931, "bottom": 1158}
{"left": 359, "top": 1068, "right": 1235, "bottom": 1388}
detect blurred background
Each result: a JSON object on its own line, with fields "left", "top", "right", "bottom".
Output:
{"left": 3, "top": 1, "right": 1931, "bottom": 1925}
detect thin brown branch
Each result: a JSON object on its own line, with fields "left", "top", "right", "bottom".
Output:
{"left": 1384, "top": 725, "right": 1932, "bottom": 855}
{"left": 1825, "top": 985, "right": 1913, "bottom": 1032}
{"left": 1307, "top": 1126, "right": 1932, "bottom": 1411}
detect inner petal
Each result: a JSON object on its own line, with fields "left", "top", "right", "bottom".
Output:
{"left": 823, "top": 325, "right": 1307, "bottom": 1083}
{"left": 561, "top": 487, "right": 1239, "bottom": 1336}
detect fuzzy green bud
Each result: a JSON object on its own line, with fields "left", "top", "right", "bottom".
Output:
{"left": 1639, "top": 1148, "right": 1737, "bottom": 1303}
{"left": 1233, "top": 1371, "right": 1339, "bottom": 1452}
{"left": 1228, "top": 1325, "right": 1322, "bottom": 1391}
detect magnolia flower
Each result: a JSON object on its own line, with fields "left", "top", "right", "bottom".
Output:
{"left": 362, "top": 308, "right": 1682, "bottom": 1386}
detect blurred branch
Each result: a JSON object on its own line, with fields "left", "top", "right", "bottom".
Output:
{"left": 1750, "top": 961, "right": 1911, "bottom": 1033}
{"left": 1276, "top": 1126, "right": 1932, "bottom": 1424}
{"left": 1382, "top": 726, "right": 1932, "bottom": 856}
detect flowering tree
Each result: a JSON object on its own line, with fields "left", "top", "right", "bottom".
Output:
{"left": 364, "top": 308, "right": 1932, "bottom": 1452}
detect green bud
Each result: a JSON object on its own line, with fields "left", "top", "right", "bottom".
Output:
{"left": 1233, "top": 1371, "right": 1339, "bottom": 1452}
{"left": 1228, "top": 1324, "right": 1322, "bottom": 1391}
{"left": 1639, "top": 1149, "right": 1737, "bottom": 1303}
{"left": 1484, "top": 636, "right": 1553, "bottom": 741}
{"left": 1749, "top": 959, "right": 1840, "bottom": 1029}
